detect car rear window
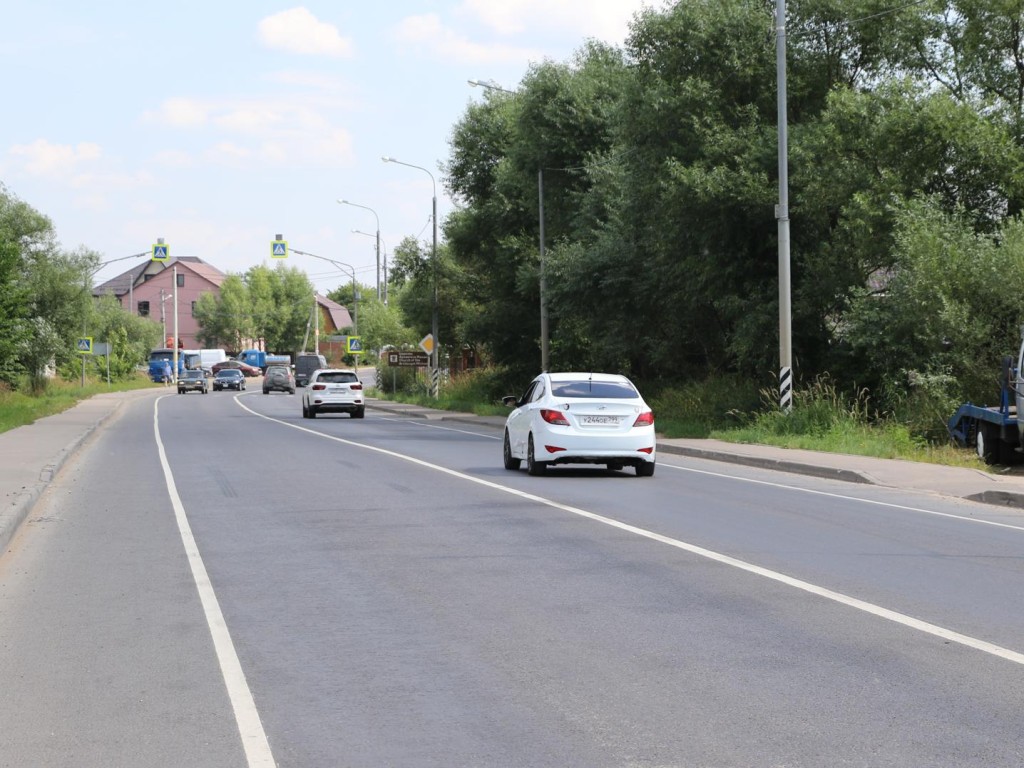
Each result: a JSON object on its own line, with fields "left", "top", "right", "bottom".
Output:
{"left": 551, "top": 380, "right": 638, "bottom": 399}
{"left": 317, "top": 372, "right": 358, "bottom": 384}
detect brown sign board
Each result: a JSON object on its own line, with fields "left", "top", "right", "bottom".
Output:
{"left": 387, "top": 351, "right": 429, "bottom": 367}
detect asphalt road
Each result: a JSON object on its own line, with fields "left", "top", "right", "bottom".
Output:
{"left": 2, "top": 390, "right": 1024, "bottom": 767}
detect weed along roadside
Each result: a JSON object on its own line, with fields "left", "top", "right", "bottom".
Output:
{"left": 0, "top": 368, "right": 997, "bottom": 474}
{"left": 372, "top": 370, "right": 993, "bottom": 473}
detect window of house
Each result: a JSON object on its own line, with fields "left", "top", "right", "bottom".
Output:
{"left": 177, "top": 273, "right": 185, "bottom": 288}
{"left": 138, "top": 300, "right": 150, "bottom": 317}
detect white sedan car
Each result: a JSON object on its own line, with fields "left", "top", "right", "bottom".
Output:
{"left": 502, "top": 372, "right": 656, "bottom": 477}
{"left": 301, "top": 368, "right": 364, "bottom": 418}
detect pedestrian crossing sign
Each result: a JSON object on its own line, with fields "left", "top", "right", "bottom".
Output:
{"left": 272, "top": 240, "right": 288, "bottom": 258}
{"left": 76, "top": 337, "right": 93, "bottom": 354}
{"left": 346, "top": 336, "right": 362, "bottom": 354}
{"left": 152, "top": 244, "right": 169, "bottom": 262}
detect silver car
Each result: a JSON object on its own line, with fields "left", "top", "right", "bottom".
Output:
{"left": 301, "top": 369, "right": 364, "bottom": 418}
{"left": 263, "top": 365, "right": 295, "bottom": 395}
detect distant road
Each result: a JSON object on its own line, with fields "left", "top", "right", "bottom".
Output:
{"left": 2, "top": 390, "right": 1023, "bottom": 767}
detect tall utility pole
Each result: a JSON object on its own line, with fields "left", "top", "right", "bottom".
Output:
{"left": 776, "top": 0, "right": 793, "bottom": 412}
{"left": 172, "top": 264, "right": 179, "bottom": 384}
{"left": 338, "top": 200, "right": 381, "bottom": 301}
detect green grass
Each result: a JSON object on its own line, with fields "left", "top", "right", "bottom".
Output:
{"left": 4, "top": 367, "right": 988, "bottom": 470}
{"left": 371, "top": 368, "right": 988, "bottom": 470}
{"left": 0, "top": 374, "right": 158, "bottom": 434}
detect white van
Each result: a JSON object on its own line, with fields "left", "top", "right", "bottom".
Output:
{"left": 199, "top": 349, "right": 228, "bottom": 370}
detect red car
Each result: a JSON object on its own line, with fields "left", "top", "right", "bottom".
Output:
{"left": 211, "top": 359, "right": 262, "bottom": 377}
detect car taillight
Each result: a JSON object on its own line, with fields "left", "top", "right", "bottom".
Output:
{"left": 351, "top": 383, "right": 362, "bottom": 390}
{"left": 540, "top": 408, "right": 570, "bottom": 426}
{"left": 312, "top": 384, "right": 326, "bottom": 391}
{"left": 633, "top": 411, "right": 654, "bottom": 427}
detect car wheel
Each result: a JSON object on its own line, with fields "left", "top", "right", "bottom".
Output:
{"left": 636, "top": 461, "right": 655, "bottom": 478}
{"left": 309, "top": 406, "right": 317, "bottom": 418}
{"left": 263, "top": 388, "right": 269, "bottom": 395}
{"left": 289, "top": 388, "right": 295, "bottom": 395}
{"left": 302, "top": 402, "right": 309, "bottom": 418}
{"left": 352, "top": 407, "right": 365, "bottom": 419}
{"left": 503, "top": 431, "right": 521, "bottom": 471}
{"left": 527, "top": 434, "right": 547, "bottom": 476}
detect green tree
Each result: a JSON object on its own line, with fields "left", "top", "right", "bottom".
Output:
{"left": 88, "top": 294, "right": 161, "bottom": 379}
{"left": 0, "top": 188, "right": 31, "bottom": 385}
{"left": 194, "top": 274, "right": 251, "bottom": 353}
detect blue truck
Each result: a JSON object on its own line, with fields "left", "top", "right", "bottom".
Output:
{"left": 948, "top": 353, "right": 1022, "bottom": 464}
{"left": 237, "top": 349, "right": 291, "bottom": 373}
{"left": 148, "top": 348, "right": 199, "bottom": 383}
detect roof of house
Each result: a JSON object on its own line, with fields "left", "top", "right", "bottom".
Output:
{"left": 318, "top": 294, "right": 354, "bottom": 331}
{"left": 93, "top": 257, "right": 226, "bottom": 297}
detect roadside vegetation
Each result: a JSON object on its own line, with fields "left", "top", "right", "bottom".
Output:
{"left": 0, "top": 373, "right": 156, "bottom": 434}
{"left": 373, "top": 366, "right": 988, "bottom": 469}
{"left": 2, "top": 2, "right": 1022, "bottom": 473}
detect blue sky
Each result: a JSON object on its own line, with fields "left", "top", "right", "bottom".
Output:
{"left": 2, "top": 1, "right": 654, "bottom": 296}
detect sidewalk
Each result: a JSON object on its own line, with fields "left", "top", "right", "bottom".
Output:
{"left": 5, "top": 391, "right": 1024, "bottom": 557}
{"left": 0, "top": 388, "right": 164, "bottom": 554}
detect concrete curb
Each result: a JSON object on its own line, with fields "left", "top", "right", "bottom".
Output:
{"left": 964, "top": 490, "right": 1024, "bottom": 508}
{"left": 654, "top": 443, "right": 875, "bottom": 485}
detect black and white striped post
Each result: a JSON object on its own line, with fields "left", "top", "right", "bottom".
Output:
{"left": 776, "top": 0, "right": 793, "bottom": 413}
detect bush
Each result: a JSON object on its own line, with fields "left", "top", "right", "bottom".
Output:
{"left": 645, "top": 374, "right": 760, "bottom": 438}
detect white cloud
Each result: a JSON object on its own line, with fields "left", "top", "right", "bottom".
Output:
{"left": 153, "top": 149, "right": 195, "bottom": 168}
{"left": 265, "top": 69, "right": 354, "bottom": 95}
{"left": 458, "top": 0, "right": 653, "bottom": 41}
{"left": 213, "top": 105, "right": 288, "bottom": 136}
{"left": 393, "top": 13, "right": 543, "bottom": 65}
{"left": 258, "top": 7, "right": 354, "bottom": 58}
{"left": 142, "top": 97, "right": 209, "bottom": 128}
{"left": 8, "top": 139, "right": 101, "bottom": 175}
{"left": 69, "top": 169, "right": 154, "bottom": 191}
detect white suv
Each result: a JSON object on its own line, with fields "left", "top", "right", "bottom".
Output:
{"left": 301, "top": 369, "right": 364, "bottom": 419}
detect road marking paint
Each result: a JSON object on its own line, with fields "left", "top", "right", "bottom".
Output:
{"left": 239, "top": 400, "right": 1024, "bottom": 667}
{"left": 378, "top": 416, "right": 502, "bottom": 439}
{"left": 661, "top": 462, "right": 1024, "bottom": 533}
{"left": 154, "top": 397, "right": 276, "bottom": 767}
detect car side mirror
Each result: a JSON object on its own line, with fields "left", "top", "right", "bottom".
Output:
{"left": 502, "top": 395, "right": 519, "bottom": 408}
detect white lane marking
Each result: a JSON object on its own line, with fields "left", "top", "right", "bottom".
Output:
{"left": 386, "top": 415, "right": 1024, "bottom": 533}
{"left": 154, "top": 397, "right": 276, "bottom": 767}
{"left": 378, "top": 416, "right": 502, "bottom": 439}
{"left": 661, "top": 462, "right": 1024, "bottom": 533}
{"left": 238, "top": 400, "right": 1024, "bottom": 667}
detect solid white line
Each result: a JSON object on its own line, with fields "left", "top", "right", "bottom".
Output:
{"left": 661, "top": 461, "right": 1024, "bottom": 533}
{"left": 154, "top": 397, "right": 276, "bottom": 767}
{"left": 378, "top": 415, "right": 502, "bottom": 439}
{"left": 239, "top": 400, "right": 1024, "bottom": 667}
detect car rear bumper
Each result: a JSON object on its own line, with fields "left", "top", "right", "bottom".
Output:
{"left": 533, "top": 431, "right": 656, "bottom": 464}
{"left": 309, "top": 399, "right": 363, "bottom": 412}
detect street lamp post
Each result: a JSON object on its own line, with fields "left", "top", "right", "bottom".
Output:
{"left": 468, "top": 79, "right": 549, "bottom": 372}
{"left": 352, "top": 229, "right": 388, "bottom": 305}
{"left": 337, "top": 200, "right": 381, "bottom": 302}
{"left": 83, "top": 250, "right": 150, "bottom": 386}
{"left": 382, "top": 156, "right": 440, "bottom": 396}
{"left": 285, "top": 242, "right": 358, "bottom": 334}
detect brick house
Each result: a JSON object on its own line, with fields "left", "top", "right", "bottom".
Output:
{"left": 94, "top": 257, "right": 354, "bottom": 354}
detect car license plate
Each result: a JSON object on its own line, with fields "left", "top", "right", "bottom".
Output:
{"left": 581, "top": 415, "right": 619, "bottom": 425}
